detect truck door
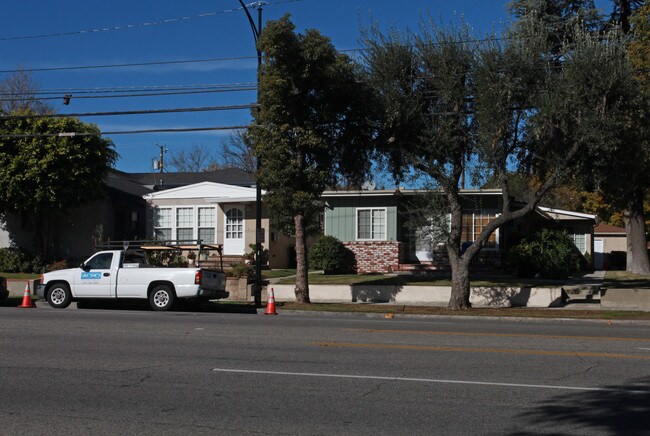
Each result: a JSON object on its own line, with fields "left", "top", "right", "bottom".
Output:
{"left": 74, "top": 252, "right": 115, "bottom": 297}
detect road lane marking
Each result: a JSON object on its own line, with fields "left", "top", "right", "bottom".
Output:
{"left": 638, "top": 348, "right": 650, "bottom": 351}
{"left": 211, "top": 368, "right": 649, "bottom": 394}
{"left": 311, "top": 341, "right": 650, "bottom": 360}
{"left": 346, "top": 329, "right": 650, "bottom": 342}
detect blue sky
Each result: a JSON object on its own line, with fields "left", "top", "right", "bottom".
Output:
{"left": 0, "top": 0, "right": 613, "bottom": 173}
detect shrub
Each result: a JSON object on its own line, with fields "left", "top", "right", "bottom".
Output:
{"left": 309, "top": 236, "right": 355, "bottom": 274}
{"left": 0, "top": 248, "right": 46, "bottom": 273}
{"left": 227, "top": 263, "right": 254, "bottom": 280}
{"left": 45, "top": 259, "right": 69, "bottom": 272}
{"left": 145, "top": 250, "right": 187, "bottom": 267}
{"left": 607, "top": 251, "right": 627, "bottom": 270}
{"left": 508, "top": 229, "right": 583, "bottom": 279}
{"left": 243, "top": 243, "right": 269, "bottom": 267}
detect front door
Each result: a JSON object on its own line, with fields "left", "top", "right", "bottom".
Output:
{"left": 74, "top": 252, "right": 115, "bottom": 297}
{"left": 594, "top": 238, "right": 605, "bottom": 270}
{"left": 224, "top": 207, "right": 245, "bottom": 255}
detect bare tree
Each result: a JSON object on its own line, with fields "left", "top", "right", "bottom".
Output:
{"left": 0, "top": 67, "right": 52, "bottom": 114}
{"left": 221, "top": 130, "right": 256, "bottom": 173}
{"left": 167, "top": 144, "right": 220, "bottom": 172}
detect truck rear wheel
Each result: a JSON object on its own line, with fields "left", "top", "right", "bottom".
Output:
{"left": 149, "top": 285, "right": 175, "bottom": 311}
{"left": 47, "top": 283, "right": 72, "bottom": 309}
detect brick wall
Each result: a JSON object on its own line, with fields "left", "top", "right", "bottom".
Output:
{"left": 343, "top": 241, "right": 403, "bottom": 274}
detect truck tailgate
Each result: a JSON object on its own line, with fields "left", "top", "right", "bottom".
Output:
{"left": 201, "top": 269, "right": 226, "bottom": 291}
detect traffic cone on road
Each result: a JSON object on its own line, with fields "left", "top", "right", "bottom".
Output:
{"left": 265, "top": 287, "right": 278, "bottom": 315}
{"left": 18, "top": 282, "right": 36, "bottom": 308}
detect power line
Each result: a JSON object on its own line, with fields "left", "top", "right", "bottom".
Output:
{"left": 0, "top": 104, "right": 258, "bottom": 119}
{"left": 0, "top": 55, "right": 258, "bottom": 74}
{"left": 0, "top": 0, "right": 303, "bottom": 42}
{"left": 0, "top": 125, "right": 249, "bottom": 139}
{"left": 0, "top": 82, "right": 258, "bottom": 95}
{"left": 0, "top": 86, "right": 257, "bottom": 102}
{"left": 0, "top": 8, "right": 246, "bottom": 42}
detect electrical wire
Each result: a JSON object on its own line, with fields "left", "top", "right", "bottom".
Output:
{"left": 0, "top": 87, "right": 257, "bottom": 102}
{"left": 0, "top": 82, "right": 258, "bottom": 96}
{"left": 0, "top": 0, "right": 303, "bottom": 42}
{"left": 0, "top": 104, "right": 259, "bottom": 119}
{"left": 0, "top": 55, "right": 258, "bottom": 74}
{"left": 0, "top": 125, "right": 249, "bottom": 139}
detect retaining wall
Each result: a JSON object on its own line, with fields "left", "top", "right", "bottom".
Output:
{"left": 271, "top": 283, "right": 564, "bottom": 308}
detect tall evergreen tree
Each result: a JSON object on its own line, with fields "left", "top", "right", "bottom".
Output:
{"left": 248, "top": 15, "right": 375, "bottom": 303}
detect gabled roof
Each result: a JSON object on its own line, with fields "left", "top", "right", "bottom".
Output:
{"left": 106, "top": 170, "right": 152, "bottom": 197}
{"left": 322, "top": 188, "right": 503, "bottom": 197}
{"left": 538, "top": 206, "right": 598, "bottom": 223}
{"left": 123, "top": 168, "right": 255, "bottom": 190}
{"left": 594, "top": 223, "right": 626, "bottom": 234}
{"left": 143, "top": 181, "right": 256, "bottom": 201}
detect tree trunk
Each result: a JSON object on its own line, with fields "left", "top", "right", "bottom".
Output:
{"left": 448, "top": 256, "right": 471, "bottom": 309}
{"left": 624, "top": 190, "right": 650, "bottom": 274}
{"left": 293, "top": 213, "right": 311, "bottom": 303}
{"left": 32, "top": 215, "right": 50, "bottom": 260}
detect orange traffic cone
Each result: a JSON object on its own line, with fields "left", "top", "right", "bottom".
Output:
{"left": 18, "top": 282, "right": 36, "bottom": 308}
{"left": 265, "top": 287, "right": 277, "bottom": 315}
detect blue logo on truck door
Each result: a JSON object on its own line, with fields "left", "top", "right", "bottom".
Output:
{"left": 81, "top": 272, "right": 102, "bottom": 280}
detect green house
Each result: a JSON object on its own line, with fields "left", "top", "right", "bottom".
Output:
{"left": 321, "top": 188, "right": 597, "bottom": 274}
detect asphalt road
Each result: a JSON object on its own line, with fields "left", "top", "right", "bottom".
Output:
{"left": 1, "top": 305, "right": 649, "bottom": 435}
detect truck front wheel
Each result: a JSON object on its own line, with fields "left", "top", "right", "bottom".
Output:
{"left": 47, "top": 283, "right": 72, "bottom": 309}
{"left": 149, "top": 285, "right": 175, "bottom": 311}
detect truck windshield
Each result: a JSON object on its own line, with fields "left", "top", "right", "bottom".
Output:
{"left": 85, "top": 253, "right": 114, "bottom": 270}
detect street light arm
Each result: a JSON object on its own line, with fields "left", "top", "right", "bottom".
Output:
{"left": 237, "top": 0, "right": 260, "bottom": 43}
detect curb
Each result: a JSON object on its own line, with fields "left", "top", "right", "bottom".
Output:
{"left": 261, "top": 308, "right": 650, "bottom": 325}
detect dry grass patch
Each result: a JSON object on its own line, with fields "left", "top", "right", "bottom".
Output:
{"left": 275, "top": 302, "right": 650, "bottom": 320}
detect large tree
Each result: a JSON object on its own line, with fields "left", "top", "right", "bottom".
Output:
{"left": 0, "top": 68, "right": 52, "bottom": 114}
{"left": 221, "top": 130, "right": 256, "bottom": 173}
{"left": 168, "top": 144, "right": 220, "bottom": 172}
{"left": 248, "top": 15, "right": 375, "bottom": 303}
{"left": 510, "top": 0, "right": 650, "bottom": 274}
{"left": 364, "top": 14, "right": 634, "bottom": 308}
{"left": 615, "top": 1, "right": 650, "bottom": 273}
{"left": 0, "top": 112, "right": 117, "bottom": 258}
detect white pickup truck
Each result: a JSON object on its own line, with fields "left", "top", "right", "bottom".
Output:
{"left": 37, "top": 249, "right": 228, "bottom": 311}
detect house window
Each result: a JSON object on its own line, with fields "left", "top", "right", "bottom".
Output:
{"left": 225, "top": 208, "right": 244, "bottom": 239}
{"left": 154, "top": 207, "right": 172, "bottom": 240}
{"left": 198, "top": 207, "right": 216, "bottom": 244}
{"left": 461, "top": 212, "right": 498, "bottom": 249}
{"left": 176, "top": 207, "right": 194, "bottom": 241}
{"left": 357, "top": 208, "right": 386, "bottom": 240}
{"left": 572, "top": 233, "right": 586, "bottom": 254}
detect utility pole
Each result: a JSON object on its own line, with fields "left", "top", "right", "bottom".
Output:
{"left": 237, "top": 1, "right": 266, "bottom": 308}
{"left": 158, "top": 144, "right": 165, "bottom": 174}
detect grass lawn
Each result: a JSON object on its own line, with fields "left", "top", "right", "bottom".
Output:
{"left": 604, "top": 271, "right": 650, "bottom": 289}
{"left": 275, "top": 273, "right": 564, "bottom": 288}
{"left": 0, "top": 272, "right": 41, "bottom": 280}
{"left": 262, "top": 269, "right": 297, "bottom": 279}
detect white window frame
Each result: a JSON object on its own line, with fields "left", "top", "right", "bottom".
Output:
{"left": 176, "top": 207, "right": 195, "bottom": 242}
{"left": 225, "top": 207, "right": 244, "bottom": 240}
{"left": 356, "top": 207, "right": 387, "bottom": 241}
{"left": 571, "top": 232, "right": 587, "bottom": 254}
{"left": 152, "top": 205, "right": 217, "bottom": 243}
{"left": 153, "top": 207, "right": 173, "bottom": 240}
{"left": 197, "top": 207, "right": 216, "bottom": 244}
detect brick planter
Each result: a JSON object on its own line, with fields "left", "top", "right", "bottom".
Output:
{"left": 343, "top": 241, "right": 403, "bottom": 274}
{"left": 225, "top": 277, "right": 250, "bottom": 301}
